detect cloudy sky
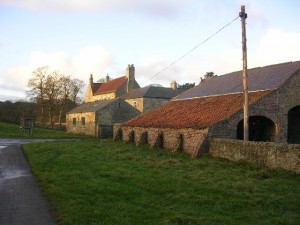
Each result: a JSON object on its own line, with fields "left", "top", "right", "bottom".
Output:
{"left": 0, "top": 0, "right": 299, "bottom": 101}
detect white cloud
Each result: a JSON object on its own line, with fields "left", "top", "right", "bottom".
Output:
{"left": 252, "top": 29, "right": 300, "bottom": 66}
{"left": 71, "top": 46, "right": 115, "bottom": 79}
{"left": 136, "top": 56, "right": 184, "bottom": 87}
{"left": 0, "top": 45, "right": 115, "bottom": 101}
{"left": 0, "top": 0, "right": 192, "bottom": 17}
{"left": 137, "top": 29, "right": 300, "bottom": 86}
{"left": 1, "top": 29, "right": 299, "bottom": 101}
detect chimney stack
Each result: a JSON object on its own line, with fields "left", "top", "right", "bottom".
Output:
{"left": 126, "top": 64, "right": 135, "bottom": 92}
{"left": 89, "top": 74, "right": 93, "bottom": 85}
{"left": 171, "top": 80, "right": 177, "bottom": 90}
{"left": 105, "top": 74, "right": 110, "bottom": 83}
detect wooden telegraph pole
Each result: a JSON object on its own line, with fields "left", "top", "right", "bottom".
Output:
{"left": 240, "top": 5, "right": 249, "bottom": 141}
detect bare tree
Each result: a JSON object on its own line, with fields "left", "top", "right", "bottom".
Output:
{"left": 27, "top": 67, "right": 85, "bottom": 127}
{"left": 70, "top": 78, "right": 85, "bottom": 104}
{"left": 44, "top": 71, "right": 62, "bottom": 126}
{"left": 57, "top": 75, "right": 71, "bottom": 126}
{"left": 27, "top": 66, "right": 49, "bottom": 122}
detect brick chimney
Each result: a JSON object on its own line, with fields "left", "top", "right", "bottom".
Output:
{"left": 126, "top": 64, "right": 135, "bottom": 92}
{"left": 89, "top": 74, "right": 93, "bottom": 85}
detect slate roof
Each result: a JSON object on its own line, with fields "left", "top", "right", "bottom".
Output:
{"left": 121, "top": 86, "right": 184, "bottom": 99}
{"left": 123, "top": 90, "right": 272, "bottom": 129}
{"left": 174, "top": 61, "right": 300, "bottom": 100}
{"left": 67, "top": 99, "right": 114, "bottom": 114}
{"left": 93, "top": 76, "right": 127, "bottom": 95}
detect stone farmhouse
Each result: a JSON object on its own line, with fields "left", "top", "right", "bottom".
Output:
{"left": 66, "top": 65, "right": 184, "bottom": 137}
{"left": 84, "top": 64, "right": 140, "bottom": 102}
{"left": 118, "top": 61, "right": 300, "bottom": 157}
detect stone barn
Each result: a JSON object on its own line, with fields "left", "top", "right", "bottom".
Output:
{"left": 66, "top": 98, "right": 140, "bottom": 137}
{"left": 117, "top": 61, "right": 300, "bottom": 156}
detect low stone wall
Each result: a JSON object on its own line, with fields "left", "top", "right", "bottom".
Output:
{"left": 209, "top": 138, "right": 300, "bottom": 173}
{"left": 114, "top": 125, "right": 209, "bottom": 157}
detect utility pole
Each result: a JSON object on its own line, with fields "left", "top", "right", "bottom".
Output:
{"left": 240, "top": 5, "right": 249, "bottom": 141}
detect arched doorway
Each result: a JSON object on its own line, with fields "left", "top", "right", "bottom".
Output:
{"left": 237, "top": 116, "right": 275, "bottom": 142}
{"left": 288, "top": 106, "right": 300, "bottom": 144}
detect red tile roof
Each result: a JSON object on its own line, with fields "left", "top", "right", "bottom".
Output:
{"left": 91, "top": 83, "right": 102, "bottom": 94}
{"left": 94, "top": 76, "right": 126, "bottom": 95}
{"left": 123, "top": 90, "right": 272, "bottom": 129}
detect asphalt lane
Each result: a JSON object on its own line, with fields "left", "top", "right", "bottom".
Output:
{"left": 0, "top": 139, "right": 58, "bottom": 225}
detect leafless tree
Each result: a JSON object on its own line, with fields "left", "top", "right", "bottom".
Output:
{"left": 27, "top": 66, "right": 49, "bottom": 122}
{"left": 57, "top": 75, "right": 71, "bottom": 126}
{"left": 69, "top": 78, "right": 84, "bottom": 104}
{"left": 27, "top": 67, "right": 85, "bottom": 126}
{"left": 44, "top": 71, "right": 62, "bottom": 126}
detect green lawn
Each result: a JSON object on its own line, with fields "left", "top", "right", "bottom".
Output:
{"left": 23, "top": 139, "right": 300, "bottom": 225}
{"left": 0, "top": 121, "right": 80, "bottom": 139}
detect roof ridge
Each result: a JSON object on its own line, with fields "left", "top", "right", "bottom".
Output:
{"left": 218, "top": 60, "right": 300, "bottom": 77}
{"left": 172, "top": 89, "right": 272, "bottom": 101}
{"left": 94, "top": 76, "right": 127, "bottom": 95}
{"left": 143, "top": 86, "right": 152, "bottom": 96}
{"left": 175, "top": 60, "right": 300, "bottom": 100}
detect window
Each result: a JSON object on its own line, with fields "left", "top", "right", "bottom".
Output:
{"left": 132, "top": 101, "right": 137, "bottom": 108}
{"left": 81, "top": 117, "right": 85, "bottom": 125}
{"left": 72, "top": 118, "right": 76, "bottom": 126}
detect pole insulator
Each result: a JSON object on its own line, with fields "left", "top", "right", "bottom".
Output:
{"left": 239, "top": 12, "right": 248, "bottom": 19}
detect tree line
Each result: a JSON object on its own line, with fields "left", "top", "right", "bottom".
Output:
{"left": 0, "top": 100, "right": 36, "bottom": 124}
{"left": 26, "top": 66, "right": 85, "bottom": 126}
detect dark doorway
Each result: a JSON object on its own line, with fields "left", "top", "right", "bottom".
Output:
{"left": 237, "top": 116, "right": 275, "bottom": 142}
{"left": 288, "top": 106, "right": 300, "bottom": 144}
{"left": 98, "top": 125, "right": 113, "bottom": 138}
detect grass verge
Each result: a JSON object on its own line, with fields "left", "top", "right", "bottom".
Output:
{"left": 23, "top": 139, "right": 300, "bottom": 225}
{"left": 0, "top": 121, "right": 81, "bottom": 139}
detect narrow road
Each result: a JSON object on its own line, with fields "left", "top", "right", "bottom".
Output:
{"left": 0, "top": 139, "right": 58, "bottom": 225}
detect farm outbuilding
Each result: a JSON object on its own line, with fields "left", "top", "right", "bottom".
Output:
{"left": 66, "top": 98, "right": 140, "bottom": 138}
{"left": 118, "top": 61, "right": 300, "bottom": 156}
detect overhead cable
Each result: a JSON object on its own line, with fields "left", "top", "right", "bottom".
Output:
{"left": 149, "top": 15, "right": 240, "bottom": 80}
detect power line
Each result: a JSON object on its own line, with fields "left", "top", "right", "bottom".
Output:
{"left": 149, "top": 15, "right": 240, "bottom": 80}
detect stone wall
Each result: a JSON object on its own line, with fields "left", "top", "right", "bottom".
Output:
{"left": 209, "top": 138, "right": 300, "bottom": 173}
{"left": 207, "top": 71, "right": 300, "bottom": 144}
{"left": 125, "top": 98, "right": 143, "bottom": 112}
{"left": 125, "top": 97, "right": 170, "bottom": 113}
{"left": 115, "top": 82, "right": 127, "bottom": 98}
{"left": 95, "top": 99, "right": 140, "bottom": 138}
{"left": 67, "top": 99, "right": 140, "bottom": 137}
{"left": 277, "top": 70, "right": 300, "bottom": 143}
{"left": 143, "top": 98, "right": 170, "bottom": 113}
{"left": 115, "top": 126, "right": 209, "bottom": 157}
{"left": 208, "top": 91, "right": 279, "bottom": 140}
{"left": 66, "top": 112, "right": 96, "bottom": 136}
{"left": 91, "top": 92, "right": 116, "bottom": 101}
{"left": 84, "top": 84, "right": 94, "bottom": 102}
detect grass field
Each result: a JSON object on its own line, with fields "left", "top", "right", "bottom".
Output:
{"left": 0, "top": 121, "right": 80, "bottom": 139}
{"left": 23, "top": 138, "right": 300, "bottom": 225}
